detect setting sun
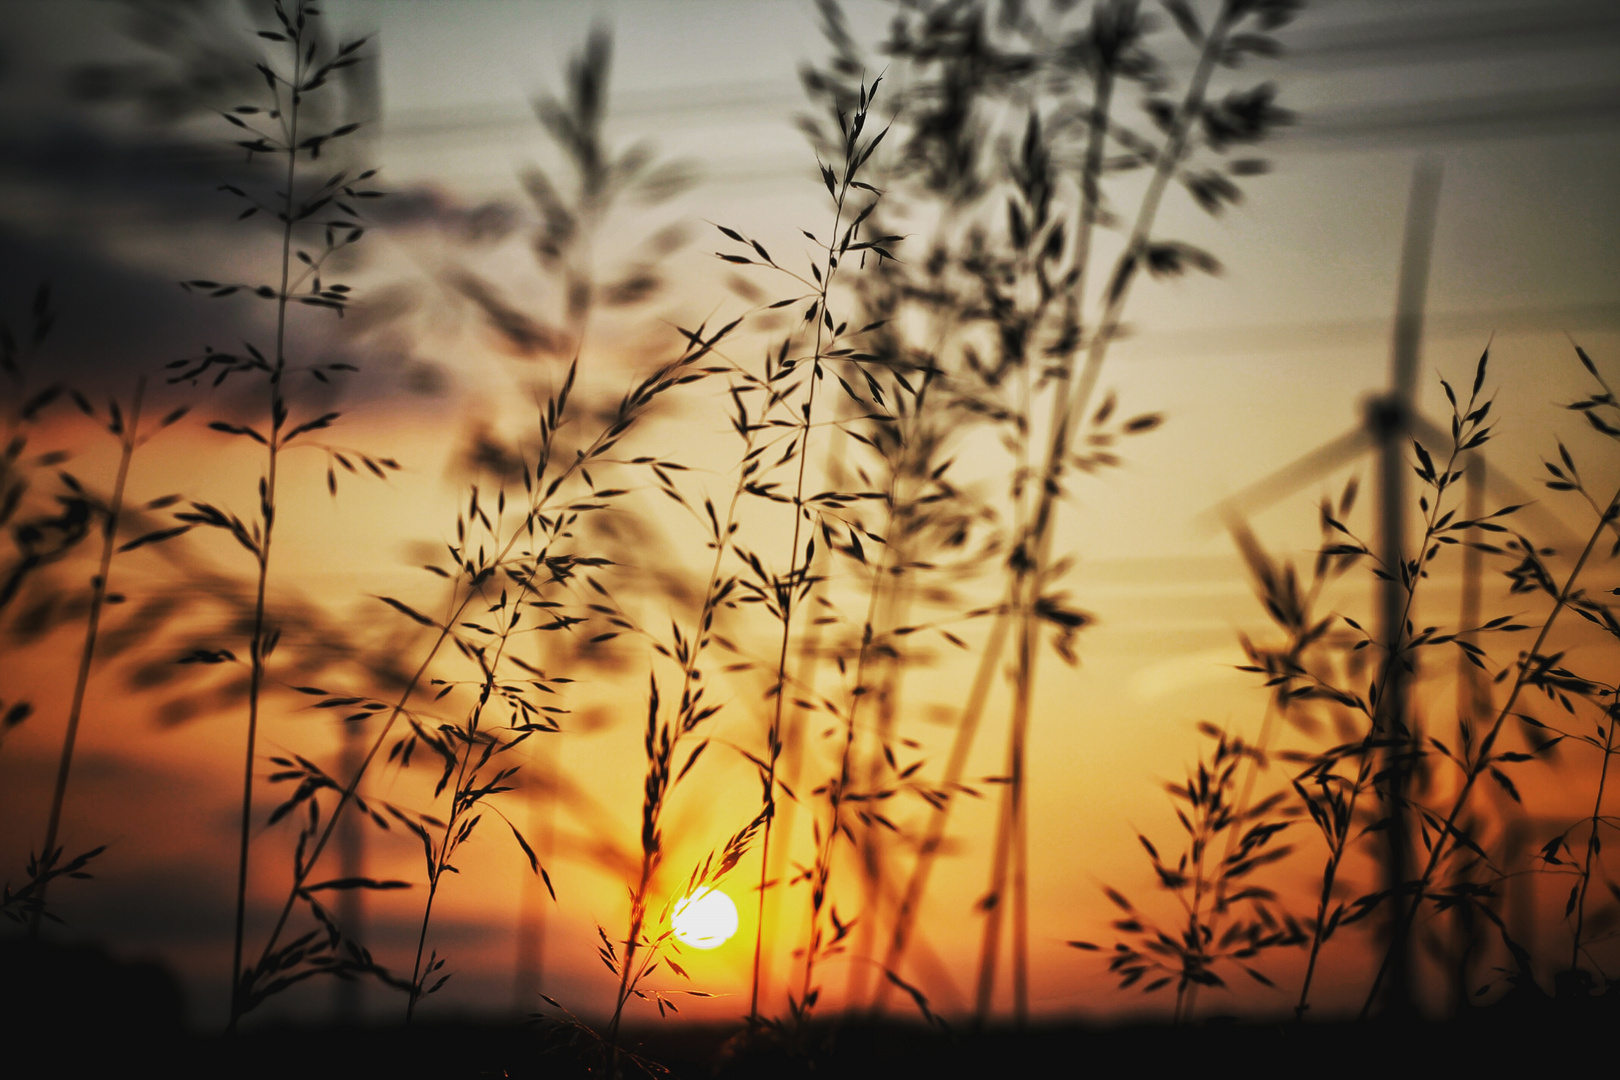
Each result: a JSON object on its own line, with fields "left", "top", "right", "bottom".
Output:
{"left": 671, "top": 889, "right": 740, "bottom": 950}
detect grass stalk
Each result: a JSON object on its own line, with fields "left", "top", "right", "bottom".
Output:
{"left": 1178, "top": 511, "right": 1347, "bottom": 1019}
{"left": 1292, "top": 364, "right": 1491, "bottom": 1019}
{"left": 755, "top": 539, "right": 830, "bottom": 1008}
{"left": 241, "top": 330, "right": 730, "bottom": 1016}
{"left": 226, "top": 11, "right": 304, "bottom": 1027}
{"left": 796, "top": 466, "right": 902, "bottom": 1025}
{"left": 976, "top": 5, "right": 1239, "bottom": 1022}
{"left": 877, "top": 605, "right": 1011, "bottom": 1000}
{"left": 747, "top": 82, "right": 883, "bottom": 1021}
{"left": 1570, "top": 711, "right": 1616, "bottom": 975}
{"left": 605, "top": 416, "right": 753, "bottom": 1047}
{"left": 1090, "top": 723, "right": 1297, "bottom": 1008}
{"left": 407, "top": 543, "right": 532, "bottom": 1024}
{"left": 1360, "top": 479, "right": 1620, "bottom": 1017}
{"left": 28, "top": 378, "right": 146, "bottom": 935}
{"left": 750, "top": 346, "right": 822, "bottom": 1024}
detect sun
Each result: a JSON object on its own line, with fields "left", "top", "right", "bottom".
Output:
{"left": 670, "top": 887, "right": 739, "bottom": 950}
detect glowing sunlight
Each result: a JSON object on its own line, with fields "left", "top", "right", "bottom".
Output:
{"left": 671, "top": 889, "right": 739, "bottom": 950}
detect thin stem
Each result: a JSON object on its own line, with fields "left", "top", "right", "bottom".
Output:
{"left": 1293, "top": 828, "right": 1336, "bottom": 1017}
{"left": 406, "top": 873, "right": 443, "bottom": 1024}
{"left": 750, "top": 179, "right": 850, "bottom": 1025}
{"left": 1360, "top": 480, "right": 1620, "bottom": 1017}
{"left": 876, "top": 605, "right": 1011, "bottom": 1002}
{"left": 411, "top": 553, "right": 531, "bottom": 1025}
{"left": 976, "top": 10, "right": 1234, "bottom": 1021}
{"left": 607, "top": 855, "right": 655, "bottom": 1047}
{"left": 799, "top": 472, "right": 899, "bottom": 1020}
{"left": 607, "top": 464, "right": 748, "bottom": 1046}
{"left": 228, "top": 18, "right": 302, "bottom": 1030}
{"left": 1571, "top": 705, "right": 1616, "bottom": 975}
{"left": 407, "top": 724, "right": 476, "bottom": 1026}
{"left": 407, "top": 752, "right": 467, "bottom": 1027}
{"left": 1173, "top": 791, "right": 1217, "bottom": 1025}
{"left": 29, "top": 378, "right": 146, "bottom": 935}
{"left": 1007, "top": 271, "right": 1041, "bottom": 1030}
{"left": 973, "top": 697, "right": 1020, "bottom": 1022}
{"left": 1292, "top": 395, "right": 1480, "bottom": 1019}
{"left": 975, "top": 305, "right": 1043, "bottom": 1026}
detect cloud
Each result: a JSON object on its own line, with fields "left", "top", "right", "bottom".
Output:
{"left": 1128, "top": 648, "right": 1246, "bottom": 703}
{"left": 0, "top": 217, "right": 256, "bottom": 391}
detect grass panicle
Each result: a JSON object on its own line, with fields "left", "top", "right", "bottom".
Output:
{"left": 169, "top": 0, "right": 392, "bottom": 1027}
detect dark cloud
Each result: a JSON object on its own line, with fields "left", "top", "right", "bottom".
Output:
{"left": 0, "top": 218, "right": 257, "bottom": 390}
{"left": 1289, "top": 84, "right": 1620, "bottom": 150}
{"left": 0, "top": 114, "right": 527, "bottom": 405}
{"left": 1288, "top": 0, "right": 1620, "bottom": 70}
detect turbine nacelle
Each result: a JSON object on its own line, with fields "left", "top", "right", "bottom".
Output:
{"left": 1362, "top": 392, "right": 1413, "bottom": 442}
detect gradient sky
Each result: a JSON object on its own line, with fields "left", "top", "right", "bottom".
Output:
{"left": 2, "top": 0, "right": 1619, "bottom": 1029}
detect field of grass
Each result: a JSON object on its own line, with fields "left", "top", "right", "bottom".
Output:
{"left": 2, "top": 0, "right": 1618, "bottom": 1072}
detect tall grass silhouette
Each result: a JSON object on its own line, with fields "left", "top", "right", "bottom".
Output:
{"left": 1358, "top": 340, "right": 1620, "bottom": 1013}
{"left": 711, "top": 73, "right": 898, "bottom": 1031}
{"left": 784, "top": 0, "right": 1301, "bottom": 1026}
{"left": 0, "top": 284, "right": 117, "bottom": 926}
{"left": 1074, "top": 341, "right": 1620, "bottom": 1021}
{"left": 27, "top": 373, "right": 196, "bottom": 935}
{"left": 6, "top": 1, "right": 1620, "bottom": 1070}
{"left": 165, "top": 0, "right": 389, "bottom": 1027}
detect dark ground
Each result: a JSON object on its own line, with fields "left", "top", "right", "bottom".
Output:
{"left": 3, "top": 939, "right": 1614, "bottom": 1077}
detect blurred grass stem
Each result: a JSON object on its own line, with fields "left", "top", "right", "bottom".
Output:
{"left": 28, "top": 378, "right": 146, "bottom": 935}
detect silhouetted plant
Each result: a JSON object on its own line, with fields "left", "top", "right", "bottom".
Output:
{"left": 27, "top": 375, "right": 192, "bottom": 933}
{"left": 1441, "top": 341, "right": 1620, "bottom": 1002}
{"left": 708, "top": 71, "right": 899, "bottom": 1027}
{"left": 1351, "top": 344, "right": 1620, "bottom": 1015}
{"left": 0, "top": 283, "right": 157, "bottom": 929}
{"left": 796, "top": 0, "right": 1302, "bottom": 1025}
{"left": 403, "top": 485, "right": 564, "bottom": 1024}
{"left": 1, "top": 844, "right": 106, "bottom": 926}
{"left": 441, "top": 25, "right": 696, "bottom": 367}
{"left": 0, "top": 284, "right": 70, "bottom": 622}
{"left": 597, "top": 385, "right": 762, "bottom": 1044}
{"left": 166, "top": 0, "right": 390, "bottom": 1029}
{"left": 1176, "top": 499, "right": 1359, "bottom": 1020}
{"left": 1076, "top": 723, "right": 1301, "bottom": 1015}
{"left": 241, "top": 323, "right": 736, "bottom": 1026}
{"left": 1279, "top": 350, "right": 1526, "bottom": 1017}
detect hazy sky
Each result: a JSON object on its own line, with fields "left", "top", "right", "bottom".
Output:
{"left": 5, "top": 0, "right": 1617, "bottom": 520}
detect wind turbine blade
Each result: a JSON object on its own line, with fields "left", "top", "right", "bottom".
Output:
{"left": 1194, "top": 424, "right": 1376, "bottom": 535}
{"left": 1391, "top": 161, "right": 1443, "bottom": 406}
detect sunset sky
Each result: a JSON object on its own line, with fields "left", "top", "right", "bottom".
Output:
{"left": 2, "top": 0, "right": 1619, "bottom": 1030}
